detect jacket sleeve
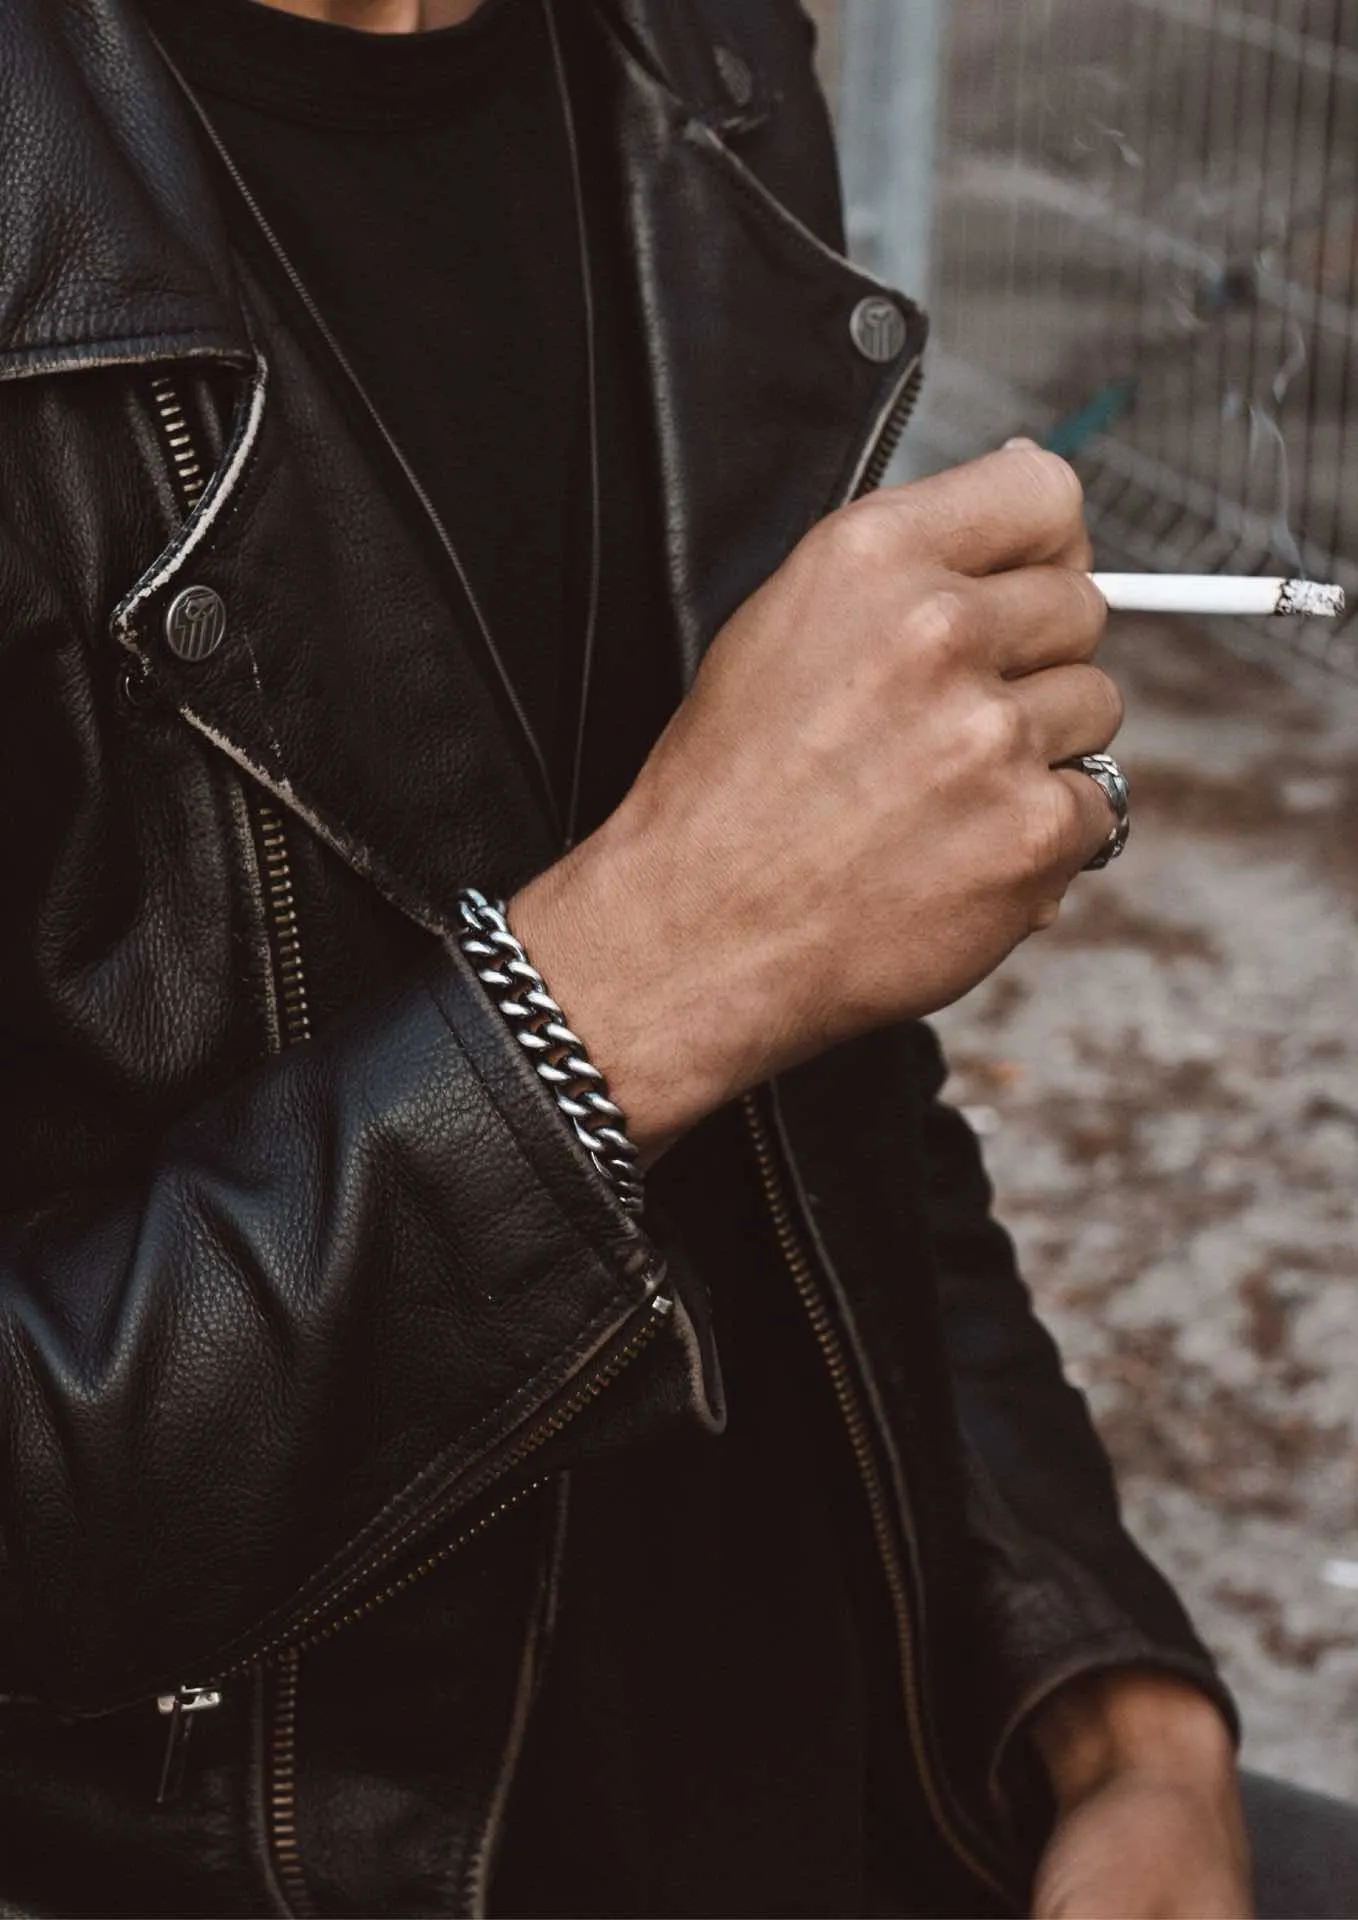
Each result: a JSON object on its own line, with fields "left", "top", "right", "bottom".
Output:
{"left": 912, "top": 1019, "right": 1238, "bottom": 1774}
{"left": 0, "top": 947, "right": 718, "bottom": 1715}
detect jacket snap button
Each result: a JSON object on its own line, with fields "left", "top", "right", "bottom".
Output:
{"left": 164, "top": 584, "right": 227, "bottom": 662}
{"left": 850, "top": 296, "right": 908, "bottom": 364}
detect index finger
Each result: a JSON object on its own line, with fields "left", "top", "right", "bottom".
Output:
{"left": 877, "top": 444, "right": 1090, "bottom": 578}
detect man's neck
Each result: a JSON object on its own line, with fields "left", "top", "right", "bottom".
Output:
{"left": 252, "top": 0, "right": 487, "bottom": 30}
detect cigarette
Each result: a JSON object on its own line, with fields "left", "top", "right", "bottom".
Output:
{"left": 1089, "top": 573, "right": 1345, "bottom": 618}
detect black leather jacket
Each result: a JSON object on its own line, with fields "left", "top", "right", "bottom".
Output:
{"left": 0, "top": 1, "right": 1228, "bottom": 1913}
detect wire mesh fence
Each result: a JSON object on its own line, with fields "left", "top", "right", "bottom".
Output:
{"left": 895, "top": 0, "right": 1358, "bottom": 676}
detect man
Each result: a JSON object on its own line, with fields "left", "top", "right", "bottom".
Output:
{"left": 1, "top": 0, "right": 1354, "bottom": 1914}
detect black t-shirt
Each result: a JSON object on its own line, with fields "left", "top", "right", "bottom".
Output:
{"left": 141, "top": 0, "right": 674, "bottom": 837}
{"left": 132, "top": 5, "right": 951, "bottom": 1912}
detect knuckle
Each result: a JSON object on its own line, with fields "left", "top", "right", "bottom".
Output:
{"left": 1068, "top": 567, "right": 1110, "bottom": 644}
{"left": 1014, "top": 445, "right": 1085, "bottom": 523}
{"left": 1034, "top": 567, "right": 1107, "bottom": 659}
{"left": 910, "top": 585, "right": 978, "bottom": 664}
{"left": 822, "top": 500, "right": 899, "bottom": 572}
{"left": 1088, "top": 665, "right": 1125, "bottom": 740}
{"left": 967, "top": 688, "right": 1025, "bottom": 765}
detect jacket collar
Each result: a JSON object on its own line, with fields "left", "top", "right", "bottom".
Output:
{"left": 0, "top": 0, "right": 756, "bottom": 384}
{"left": 0, "top": 0, "right": 251, "bottom": 382}
{"left": 593, "top": 3, "right": 926, "bottom": 678}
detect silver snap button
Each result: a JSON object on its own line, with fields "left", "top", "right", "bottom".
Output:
{"left": 850, "top": 296, "right": 908, "bottom": 364}
{"left": 164, "top": 585, "right": 227, "bottom": 662}
{"left": 714, "top": 44, "right": 754, "bottom": 108}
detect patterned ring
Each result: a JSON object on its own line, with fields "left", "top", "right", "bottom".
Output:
{"left": 1061, "top": 751, "right": 1131, "bottom": 871}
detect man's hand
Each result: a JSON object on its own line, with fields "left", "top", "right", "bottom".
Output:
{"left": 1030, "top": 1669, "right": 1252, "bottom": 1919}
{"left": 512, "top": 444, "right": 1120, "bottom": 1155}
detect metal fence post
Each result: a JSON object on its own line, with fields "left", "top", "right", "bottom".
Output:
{"left": 836, "top": 0, "right": 947, "bottom": 300}
{"left": 835, "top": 0, "right": 949, "bottom": 474}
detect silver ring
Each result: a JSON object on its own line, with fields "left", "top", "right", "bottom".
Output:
{"left": 1061, "top": 751, "right": 1130, "bottom": 870}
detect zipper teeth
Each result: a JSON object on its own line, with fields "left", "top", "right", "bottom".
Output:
{"left": 268, "top": 1649, "right": 313, "bottom": 1919}
{"left": 742, "top": 1094, "right": 1010, "bottom": 1904}
{"left": 149, "top": 374, "right": 209, "bottom": 511}
{"left": 146, "top": 373, "right": 317, "bottom": 1894}
{"left": 855, "top": 360, "right": 925, "bottom": 498}
{"left": 255, "top": 802, "right": 312, "bottom": 1048}
{"left": 459, "top": 1478, "right": 570, "bottom": 1920}
{"left": 206, "top": 1294, "right": 671, "bottom": 1690}
{"left": 146, "top": 374, "right": 314, "bottom": 1059}
{"left": 231, "top": 1297, "right": 659, "bottom": 1911}
{"left": 288, "top": 1481, "right": 546, "bottom": 1665}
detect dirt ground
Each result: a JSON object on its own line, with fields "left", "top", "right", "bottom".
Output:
{"left": 934, "top": 617, "right": 1358, "bottom": 1798}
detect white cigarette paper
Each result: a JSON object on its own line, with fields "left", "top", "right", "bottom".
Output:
{"left": 1090, "top": 573, "right": 1345, "bottom": 618}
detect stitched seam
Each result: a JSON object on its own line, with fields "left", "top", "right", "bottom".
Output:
{"left": 453, "top": 1507, "right": 556, "bottom": 1918}
{"left": 0, "top": 330, "right": 247, "bottom": 375}
{"left": 601, "top": 8, "right": 915, "bottom": 303}
{"left": 191, "top": 1285, "right": 643, "bottom": 1684}
{"left": 680, "top": 114, "right": 906, "bottom": 293}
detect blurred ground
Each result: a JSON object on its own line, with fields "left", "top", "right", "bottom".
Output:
{"left": 934, "top": 616, "right": 1358, "bottom": 1797}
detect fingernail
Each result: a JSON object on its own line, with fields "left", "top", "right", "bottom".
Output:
{"left": 1004, "top": 436, "right": 1040, "bottom": 450}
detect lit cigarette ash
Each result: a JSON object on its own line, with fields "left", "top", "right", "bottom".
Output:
{"left": 1276, "top": 580, "right": 1347, "bottom": 618}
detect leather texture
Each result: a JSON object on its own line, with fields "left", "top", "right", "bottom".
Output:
{"left": 0, "top": 1, "right": 1230, "bottom": 1912}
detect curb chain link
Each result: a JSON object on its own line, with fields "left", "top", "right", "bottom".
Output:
{"left": 455, "top": 890, "right": 645, "bottom": 1216}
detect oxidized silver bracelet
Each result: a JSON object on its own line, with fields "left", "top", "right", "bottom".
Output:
{"left": 454, "top": 889, "right": 645, "bottom": 1216}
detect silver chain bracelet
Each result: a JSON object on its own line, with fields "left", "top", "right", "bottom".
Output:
{"left": 454, "top": 890, "right": 645, "bottom": 1216}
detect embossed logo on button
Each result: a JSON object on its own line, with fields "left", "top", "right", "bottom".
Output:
{"left": 164, "top": 585, "right": 227, "bottom": 662}
{"left": 850, "top": 296, "right": 908, "bottom": 364}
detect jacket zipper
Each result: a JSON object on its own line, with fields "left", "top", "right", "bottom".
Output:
{"left": 203, "top": 1292, "right": 672, "bottom": 1689}
{"left": 146, "top": 375, "right": 313, "bottom": 1055}
{"left": 154, "top": 1684, "right": 223, "bottom": 1806}
{"left": 253, "top": 802, "right": 312, "bottom": 1048}
{"left": 742, "top": 338, "right": 1016, "bottom": 1905}
{"left": 258, "top": 1483, "right": 554, "bottom": 1920}
{"left": 265, "top": 1650, "right": 310, "bottom": 1918}
{"left": 742, "top": 1093, "right": 1014, "bottom": 1906}
{"left": 149, "top": 374, "right": 209, "bottom": 507}
{"left": 145, "top": 377, "right": 310, "bottom": 1889}
{"left": 154, "top": 1290, "right": 669, "bottom": 1898}
{"left": 853, "top": 355, "right": 925, "bottom": 500}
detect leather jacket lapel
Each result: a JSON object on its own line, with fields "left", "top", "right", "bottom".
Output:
{"left": 0, "top": 0, "right": 248, "bottom": 383}
{"left": 116, "top": 277, "right": 563, "bottom": 936}
{"left": 594, "top": 3, "right": 927, "bottom": 683}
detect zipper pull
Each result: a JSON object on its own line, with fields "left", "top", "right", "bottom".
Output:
{"left": 155, "top": 1685, "right": 222, "bottom": 1806}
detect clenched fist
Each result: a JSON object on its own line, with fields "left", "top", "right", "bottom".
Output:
{"left": 513, "top": 443, "right": 1121, "bottom": 1155}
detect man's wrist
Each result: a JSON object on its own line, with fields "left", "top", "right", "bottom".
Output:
{"left": 507, "top": 816, "right": 747, "bottom": 1162}
{"left": 1031, "top": 1667, "right": 1238, "bottom": 1812}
